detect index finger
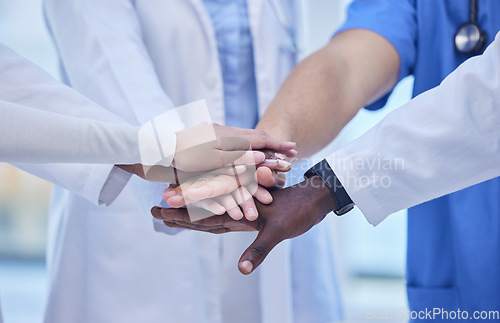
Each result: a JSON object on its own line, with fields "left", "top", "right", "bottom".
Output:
{"left": 243, "top": 131, "right": 296, "bottom": 153}
{"left": 153, "top": 207, "right": 259, "bottom": 231}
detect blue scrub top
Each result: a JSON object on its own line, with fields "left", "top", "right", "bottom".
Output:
{"left": 203, "top": 0, "right": 259, "bottom": 129}
{"left": 339, "top": 0, "right": 500, "bottom": 321}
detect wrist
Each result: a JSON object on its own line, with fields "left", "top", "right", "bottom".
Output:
{"left": 304, "top": 159, "right": 354, "bottom": 216}
{"left": 301, "top": 176, "right": 338, "bottom": 215}
{"left": 256, "top": 120, "right": 295, "bottom": 143}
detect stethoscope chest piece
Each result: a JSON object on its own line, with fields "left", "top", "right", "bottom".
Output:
{"left": 454, "top": 0, "right": 487, "bottom": 55}
{"left": 454, "top": 22, "right": 487, "bottom": 55}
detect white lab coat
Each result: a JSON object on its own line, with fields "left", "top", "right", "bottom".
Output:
{"left": 0, "top": 43, "right": 138, "bottom": 165}
{"left": 329, "top": 31, "right": 500, "bottom": 226}
{"left": 2, "top": 42, "right": 138, "bottom": 205}
{"left": 40, "top": 1, "right": 342, "bottom": 323}
{"left": 0, "top": 42, "right": 178, "bottom": 206}
{"left": 0, "top": 43, "right": 178, "bottom": 166}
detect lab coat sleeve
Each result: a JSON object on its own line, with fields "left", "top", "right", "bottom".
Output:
{"left": 0, "top": 43, "right": 133, "bottom": 205}
{"left": 327, "top": 32, "right": 500, "bottom": 226}
{"left": 44, "top": 0, "right": 183, "bottom": 213}
{"left": 0, "top": 43, "right": 143, "bottom": 165}
{"left": 0, "top": 43, "right": 176, "bottom": 206}
{"left": 0, "top": 100, "right": 144, "bottom": 164}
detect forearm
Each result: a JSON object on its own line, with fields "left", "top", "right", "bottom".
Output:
{"left": 0, "top": 100, "right": 144, "bottom": 164}
{"left": 256, "top": 44, "right": 358, "bottom": 157}
{"left": 0, "top": 43, "right": 155, "bottom": 165}
{"left": 257, "top": 29, "right": 400, "bottom": 158}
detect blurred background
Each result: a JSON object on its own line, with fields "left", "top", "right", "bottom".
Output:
{"left": 0, "top": 0, "right": 411, "bottom": 322}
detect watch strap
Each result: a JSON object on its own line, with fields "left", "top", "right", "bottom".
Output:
{"left": 304, "top": 159, "right": 354, "bottom": 215}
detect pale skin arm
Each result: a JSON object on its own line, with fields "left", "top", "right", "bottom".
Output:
{"left": 256, "top": 29, "right": 401, "bottom": 157}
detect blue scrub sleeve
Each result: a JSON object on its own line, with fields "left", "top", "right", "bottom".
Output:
{"left": 335, "top": 0, "right": 418, "bottom": 110}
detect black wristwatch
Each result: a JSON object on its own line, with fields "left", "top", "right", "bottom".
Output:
{"left": 304, "top": 159, "right": 354, "bottom": 216}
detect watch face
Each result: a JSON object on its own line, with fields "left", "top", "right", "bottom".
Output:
{"left": 334, "top": 203, "right": 355, "bottom": 216}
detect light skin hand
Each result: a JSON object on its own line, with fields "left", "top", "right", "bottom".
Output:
{"left": 172, "top": 122, "right": 297, "bottom": 172}
{"left": 164, "top": 160, "right": 289, "bottom": 205}
{"left": 164, "top": 160, "right": 288, "bottom": 221}
{"left": 152, "top": 176, "right": 337, "bottom": 275}
{"left": 118, "top": 123, "right": 296, "bottom": 209}
{"left": 116, "top": 163, "right": 247, "bottom": 183}
{"left": 256, "top": 29, "right": 400, "bottom": 158}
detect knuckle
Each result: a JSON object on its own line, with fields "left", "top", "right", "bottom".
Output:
{"left": 270, "top": 224, "right": 288, "bottom": 238}
{"left": 250, "top": 244, "right": 267, "bottom": 258}
{"left": 255, "top": 221, "right": 265, "bottom": 231}
{"left": 257, "top": 129, "right": 267, "bottom": 136}
{"left": 258, "top": 134, "right": 268, "bottom": 141}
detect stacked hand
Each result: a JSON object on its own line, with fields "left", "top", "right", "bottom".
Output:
{"left": 124, "top": 122, "right": 336, "bottom": 275}
{"left": 119, "top": 122, "right": 297, "bottom": 219}
{"left": 163, "top": 150, "right": 290, "bottom": 220}
{"left": 171, "top": 122, "right": 296, "bottom": 171}
{"left": 152, "top": 176, "right": 337, "bottom": 274}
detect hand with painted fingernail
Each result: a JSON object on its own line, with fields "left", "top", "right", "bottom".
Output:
{"left": 171, "top": 123, "right": 297, "bottom": 172}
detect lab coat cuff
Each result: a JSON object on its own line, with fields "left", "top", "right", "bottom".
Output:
{"left": 138, "top": 120, "right": 177, "bottom": 168}
{"left": 326, "top": 151, "right": 388, "bottom": 226}
{"left": 95, "top": 165, "right": 132, "bottom": 206}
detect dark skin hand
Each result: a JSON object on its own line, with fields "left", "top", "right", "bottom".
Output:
{"left": 151, "top": 176, "right": 337, "bottom": 275}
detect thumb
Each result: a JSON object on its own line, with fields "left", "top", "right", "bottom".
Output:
{"left": 238, "top": 228, "right": 282, "bottom": 275}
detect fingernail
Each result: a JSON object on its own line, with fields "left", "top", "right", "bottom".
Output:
{"left": 230, "top": 209, "right": 244, "bottom": 220}
{"left": 167, "top": 195, "right": 182, "bottom": 202}
{"left": 287, "top": 142, "right": 296, "bottom": 147}
{"left": 290, "top": 149, "right": 298, "bottom": 155}
{"left": 240, "top": 260, "right": 253, "bottom": 274}
{"left": 263, "top": 159, "right": 279, "bottom": 165}
{"left": 214, "top": 205, "right": 226, "bottom": 215}
{"left": 163, "top": 190, "right": 177, "bottom": 198}
{"left": 278, "top": 160, "right": 291, "bottom": 168}
{"left": 262, "top": 195, "right": 273, "bottom": 204}
{"left": 247, "top": 208, "right": 258, "bottom": 220}
{"left": 253, "top": 151, "right": 265, "bottom": 162}
{"left": 274, "top": 152, "right": 286, "bottom": 160}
